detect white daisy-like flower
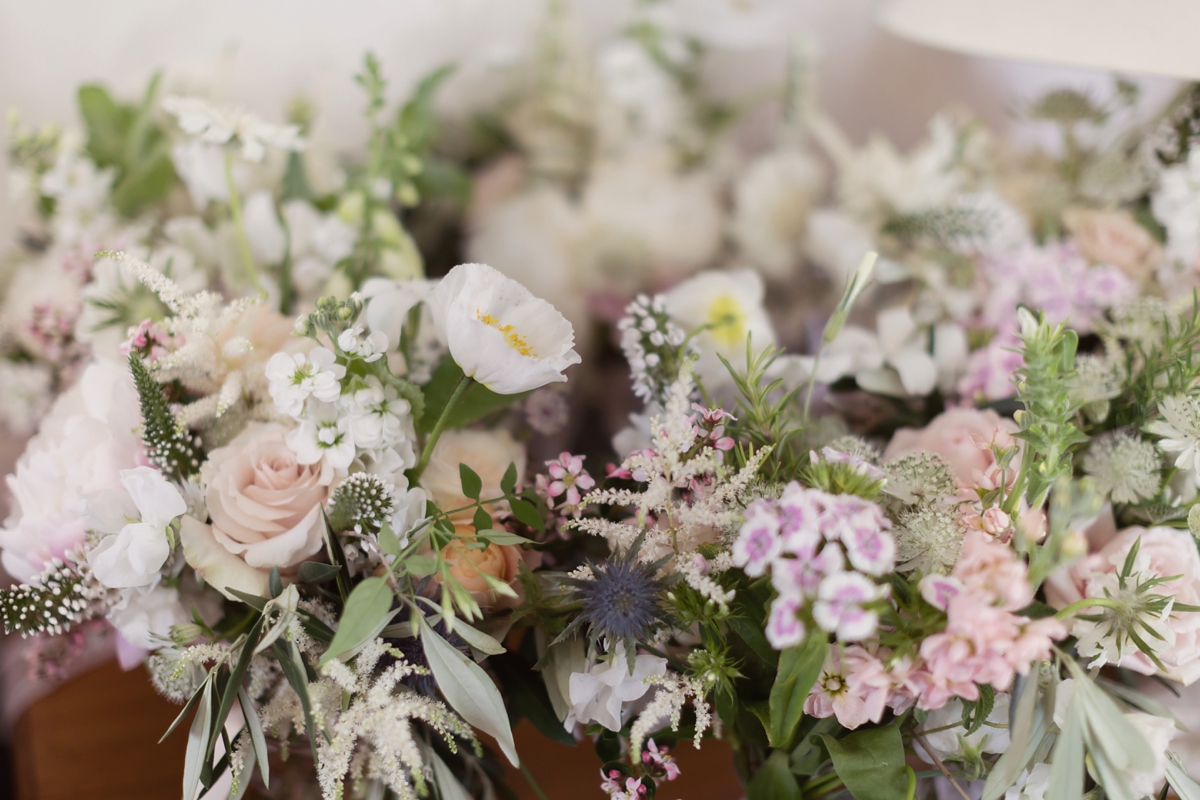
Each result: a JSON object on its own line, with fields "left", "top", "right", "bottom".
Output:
{"left": 266, "top": 347, "right": 346, "bottom": 417}
{"left": 431, "top": 262, "right": 581, "bottom": 395}
{"left": 1083, "top": 430, "right": 1162, "bottom": 504}
{"left": 1146, "top": 395, "right": 1200, "bottom": 475}
{"left": 732, "top": 148, "right": 825, "bottom": 280}
{"left": 286, "top": 401, "right": 355, "bottom": 471}
{"left": 341, "top": 376, "right": 412, "bottom": 453}
{"left": 162, "top": 95, "right": 305, "bottom": 163}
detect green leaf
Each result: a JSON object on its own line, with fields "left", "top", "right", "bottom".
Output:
{"left": 319, "top": 576, "right": 397, "bottom": 667}
{"left": 377, "top": 519, "right": 402, "bottom": 560}
{"left": 206, "top": 617, "right": 265, "bottom": 766}
{"left": 298, "top": 561, "right": 342, "bottom": 584}
{"left": 160, "top": 673, "right": 211, "bottom": 744}
{"left": 747, "top": 750, "right": 801, "bottom": 800}
{"left": 418, "top": 357, "right": 525, "bottom": 433}
{"left": 1048, "top": 696, "right": 1084, "bottom": 800}
{"left": 273, "top": 640, "right": 319, "bottom": 763}
{"left": 509, "top": 498, "right": 543, "bottom": 531}
{"left": 789, "top": 717, "right": 839, "bottom": 776}
{"left": 237, "top": 687, "right": 270, "bottom": 789}
{"left": 981, "top": 669, "right": 1047, "bottom": 800}
{"left": 182, "top": 676, "right": 214, "bottom": 800}
{"left": 460, "top": 463, "right": 482, "bottom": 501}
{"left": 472, "top": 506, "right": 493, "bottom": 534}
{"left": 501, "top": 462, "right": 518, "bottom": 496}
{"left": 728, "top": 615, "right": 778, "bottom": 667}
{"left": 397, "top": 64, "right": 455, "bottom": 152}
{"left": 405, "top": 554, "right": 438, "bottom": 577}
{"left": 78, "top": 84, "right": 130, "bottom": 166}
{"left": 490, "top": 653, "right": 575, "bottom": 746}
{"left": 819, "top": 724, "right": 908, "bottom": 800}
{"left": 225, "top": 588, "right": 268, "bottom": 613}
{"left": 418, "top": 614, "right": 520, "bottom": 766}
{"left": 1167, "top": 752, "right": 1200, "bottom": 800}
{"left": 268, "top": 568, "right": 283, "bottom": 599}
{"left": 451, "top": 618, "right": 506, "bottom": 656}
{"left": 477, "top": 530, "right": 535, "bottom": 546}
{"left": 423, "top": 744, "right": 472, "bottom": 800}
{"left": 768, "top": 635, "right": 827, "bottom": 749}
{"left": 129, "top": 353, "right": 202, "bottom": 480}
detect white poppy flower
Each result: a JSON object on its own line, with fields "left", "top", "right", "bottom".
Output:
{"left": 431, "top": 263, "right": 580, "bottom": 395}
{"left": 86, "top": 467, "right": 187, "bottom": 589}
{"left": 566, "top": 644, "right": 667, "bottom": 732}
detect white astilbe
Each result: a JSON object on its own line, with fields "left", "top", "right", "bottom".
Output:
{"left": 315, "top": 640, "right": 477, "bottom": 800}
{"left": 677, "top": 551, "right": 736, "bottom": 612}
{"left": 574, "top": 368, "right": 769, "bottom": 570}
{"left": 102, "top": 251, "right": 270, "bottom": 425}
{"left": 629, "top": 672, "right": 715, "bottom": 762}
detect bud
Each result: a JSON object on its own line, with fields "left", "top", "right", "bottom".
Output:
{"left": 170, "top": 622, "right": 205, "bottom": 645}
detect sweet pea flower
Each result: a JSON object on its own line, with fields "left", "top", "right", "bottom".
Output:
{"left": 432, "top": 263, "right": 580, "bottom": 395}
{"left": 86, "top": 467, "right": 187, "bottom": 589}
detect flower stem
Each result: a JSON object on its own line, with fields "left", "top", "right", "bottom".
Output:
{"left": 519, "top": 761, "right": 550, "bottom": 800}
{"left": 801, "top": 345, "right": 823, "bottom": 422}
{"left": 408, "top": 375, "right": 473, "bottom": 483}
{"left": 1054, "top": 597, "right": 1124, "bottom": 620}
{"left": 224, "top": 150, "right": 263, "bottom": 295}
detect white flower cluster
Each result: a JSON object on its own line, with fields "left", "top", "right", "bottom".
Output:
{"left": 617, "top": 293, "right": 688, "bottom": 405}
{"left": 265, "top": 336, "right": 416, "bottom": 475}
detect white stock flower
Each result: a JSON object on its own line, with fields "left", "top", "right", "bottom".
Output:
{"left": 662, "top": 269, "right": 776, "bottom": 389}
{"left": 162, "top": 96, "right": 305, "bottom": 162}
{"left": 266, "top": 346, "right": 346, "bottom": 417}
{"left": 107, "top": 584, "right": 192, "bottom": 652}
{"left": 431, "top": 263, "right": 581, "bottom": 394}
{"left": 338, "top": 326, "right": 389, "bottom": 362}
{"left": 566, "top": 644, "right": 668, "bottom": 732}
{"left": 341, "top": 376, "right": 414, "bottom": 456}
{"left": 85, "top": 467, "right": 187, "bottom": 589}
{"left": 287, "top": 401, "right": 356, "bottom": 471}
{"left": 1151, "top": 149, "right": 1200, "bottom": 270}
{"left": 733, "top": 149, "right": 825, "bottom": 279}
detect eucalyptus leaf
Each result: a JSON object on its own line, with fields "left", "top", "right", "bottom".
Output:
{"left": 819, "top": 724, "right": 907, "bottom": 800}
{"left": 1070, "top": 665, "right": 1154, "bottom": 772}
{"left": 183, "top": 677, "right": 214, "bottom": 800}
{"left": 768, "top": 635, "right": 827, "bottom": 749}
{"left": 982, "top": 665, "right": 1044, "bottom": 800}
{"left": 160, "top": 674, "right": 211, "bottom": 744}
{"left": 208, "top": 617, "right": 265, "bottom": 765}
{"left": 318, "top": 576, "right": 398, "bottom": 668}
{"left": 404, "top": 554, "right": 438, "bottom": 577}
{"left": 424, "top": 744, "right": 473, "bottom": 800}
{"left": 418, "top": 614, "right": 520, "bottom": 766}
{"left": 298, "top": 561, "right": 342, "bottom": 584}
{"left": 1167, "top": 752, "right": 1200, "bottom": 800}
{"left": 477, "top": 530, "right": 535, "bottom": 546}
{"left": 274, "top": 640, "right": 319, "bottom": 763}
{"left": 378, "top": 519, "right": 402, "bottom": 559}
{"left": 238, "top": 687, "right": 270, "bottom": 789}
{"left": 1048, "top": 697, "right": 1085, "bottom": 800}
{"left": 452, "top": 618, "right": 507, "bottom": 657}
{"left": 747, "top": 750, "right": 800, "bottom": 800}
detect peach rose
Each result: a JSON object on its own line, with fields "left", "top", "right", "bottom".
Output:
{"left": 421, "top": 429, "right": 526, "bottom": 521}
{"left": 1046, "top": 526, "right": 1200, "bottom": 685}
{"left": 180, "top": 422, "right": 332, "bottom": 597}
{"left": 439, "top": 520, "right": 539, "bottom": 609}
{"left": 884, "top": 408, "right": 1018, "bottom": 489}
{"left": 1063, "top": 208, "right": 1163, "bottom": 281}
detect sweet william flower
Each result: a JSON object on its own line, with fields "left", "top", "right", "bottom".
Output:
{"left": 431, "top": 263, "right": 580, "bottom": 394}
{"left": 85, "top": 466, "right": 187, "bottom": 589}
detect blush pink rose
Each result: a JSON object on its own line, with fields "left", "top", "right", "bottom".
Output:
{"left": 1046, "top": 526, "right": 1200, "bottom": 685}
{"left": 1063, "top": 208, "right": 1163, "bottom": 281}
{"left": 884, "top": 408, "right": 1018, "bottom": 490}
{"left": 180, "top": 422, "right": 332, "bottom": 598}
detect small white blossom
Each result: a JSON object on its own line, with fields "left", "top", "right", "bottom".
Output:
{"left": 1083, "top": 430, "right": 1162, "bottom": 504}
{"left": 162, "top": 96, "right": 305, "bottom": 163}
{"left": 85, "top": 466, "right": 187, "bottom": 589}
{"left": 566, "top": 644, "right": 667, "bottom": 732}
{"left": 286, "top": 401, "right": 355, "bottom": 471}
{"left": 1146, "top": 395, "right": 1200, "bottom": 476}
{"left": 338, "top": 325, "right": 389, "bottom": 362}
{"left": 266, "top": 347, "right": 346, "bottom": 417}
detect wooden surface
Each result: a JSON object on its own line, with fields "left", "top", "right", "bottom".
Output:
{"left": 13, "top": 659, "right": 188, "bottom": 800}
{"left": 11, "top": 659, "right": 743, "bottom": 800}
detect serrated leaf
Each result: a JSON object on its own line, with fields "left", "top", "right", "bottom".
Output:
{"left": 477, "top": 530, "right": 535, "bottom": 546}
{"left": 237, "top": 687, "right": 270, "bottom": 789}
{"left": 298, "top": 561, "right": 342, "bottom": 584}
{"left": 318, "top": 576, "right": 397, "bottom": 668}
{"left": 501, "top": 462, "right": 518, "bottom": 496}
{"left": 459, "top": 464, "right": 482, "bottom": 500}
{"left": 768, "top": 635, "right": 827, "bottom": 749}
{"left": 509, "top": 498, "right": 543, "bottom": 530}
{"left": 418, "top": 614, "right": 520, "bottom": 766}
{"left": 819, "top": 724, "right": 907, "bottom": 800}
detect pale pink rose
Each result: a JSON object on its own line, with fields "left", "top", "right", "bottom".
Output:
{"left": 1045, "top": 526, "right": 1200, "bottom": 685}
{"left": 180, "top": 422, "right": 331, "bottom": 598}
{"left": 884, "top": 408, "right": 1018, "bottom": 490}
{"left": 1063, "top": 207, "right": 1163, "bottom": 281}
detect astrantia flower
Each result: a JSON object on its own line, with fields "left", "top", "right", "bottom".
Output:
{"left": 560, "top": 537, "right": 672, "bottom": 659}
{"left": 1146, "top": 395, "right": 1200, "bottom": 474}
{"left": 85, "top": 466, "right": 187, "bottom": 589}
{"left": 162, "top": 96, "right": 305, "bottom": 162}
{"left": 432, "top": 263, "right": 581, "bottom": 395}
{"left": 1083, "top": 430, "right": 1162, "bottom": 504}
{"left": 894, "top": 505, "right": 966, "bottom": 576}
{"left": 266, "top": 347, "right": 346, "bottom": 418}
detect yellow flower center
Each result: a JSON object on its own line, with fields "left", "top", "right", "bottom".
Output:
{"left": 706, "top": 294, "right": 747, "bottom": 349}
{"left": 477, "top": 311, "right": 537, "bottom": 357}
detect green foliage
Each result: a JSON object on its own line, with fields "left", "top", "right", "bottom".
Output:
{"left": 767, "top": 634, "right": 828, "bottom": 750}
{"left": 319, "top": 576, "right": 398, "bottom": 668}
{"left": 819, "top": 724, "right": 908, "bottom": 800}
{"left": 959, "top": 684, "right": 995, "bottom": 736}
{"left": 129, "top": 353, "right": 202, "bottom": 481}
{"left": 77, "top": 74, "right": 177, "bottom": 217}
{"left": 723, "top": 343, "right": 805, "bottom": 482}
{"left": 417, "top": 357, "right": 526, "bottom": 433}
{"left": 746, "top": 751, "right": 800, "bottom": 800}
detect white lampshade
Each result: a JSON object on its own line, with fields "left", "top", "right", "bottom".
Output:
{"left": 879, "top": 0, "right": 1200, "bottom": 81}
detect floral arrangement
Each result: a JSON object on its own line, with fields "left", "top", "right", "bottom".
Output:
{"left": 9, "top": 2, "right": 1200, "bottom": 799}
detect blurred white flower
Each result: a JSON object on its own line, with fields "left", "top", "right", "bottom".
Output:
{"left": 0, "top": 361, "right": 53, "bottom": 436}
{"left": 107, "top": 584, "right": 192, "bottom": 653}
{"left": 162, "top": 95, "right": 305, "bottom": 162}
{"left": 287, "top": 400, "right": 356, "bottom": 471}
{"left": 917, "top": 695, "right": 1011, "bottom": 762}
{"left": 662, "top": 269, "right": 776, "bottom": 389}
{"left": 597, "top": 39, "right": 687, "bottom": 144}
{"left": 804, "top": 209, "right": 876, "bottom": 285}
{"left": 1152, "top": 148, "right": 1200, "bottom": 270}
{"left": 733, "top": 149, "right": 825, "bottom": 280}
{"left": 566, "top": 644, "right": 667, "bottom": 732}
{"left": 170, "top": 140, "right": 245, "bottom": 207}
{"left": 431, "top": 262, "right": 580, "bottom": 395}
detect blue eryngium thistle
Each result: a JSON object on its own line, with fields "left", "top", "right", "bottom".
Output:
{"left": 557, "top": 534, "right": 674, "bottom": 668}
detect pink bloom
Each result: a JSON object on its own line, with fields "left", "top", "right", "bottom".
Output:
{"left": 777, "top": 482, "right": 823, "bottom": 546}
{"left": 841, "top": 522, "right": 896, "bottom": 576}
{"left": 813, "top": 572, "right": 880, "bottom": 641}
{"left": 766, "top": 595, "right": 806, "bottom": 649}
{"left": 804, "top": 647, "right": 888, "bottom": 729}
{"left": 957, "top": 331, "right": 1024, "bottom": 402}
{"left": 542, "top": 451, "right": 595, "bottom": 516}
{"left": 954, "top": 530, "right": 1033, "bottom": 611}
{"left": 732, "top": 501, "right": 782, "bottom": 577}
{"left": 641, "top": 739, "right": 681, "bottom": 781}
{"left": 772, "top": 543, "right": 843, "bottom": 599}
{"left": 884, "top": 408, "right": 1020, "bottom": 492}
{"left": 919, "top": 574, "right": 964, "bottom": 612}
